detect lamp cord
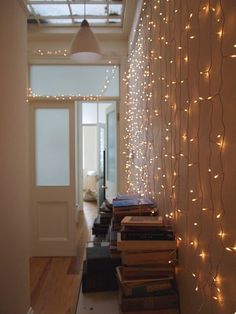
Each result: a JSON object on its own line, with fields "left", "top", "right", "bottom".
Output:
{"left": 84, "top": 0, "right": 86, "bottom": 20}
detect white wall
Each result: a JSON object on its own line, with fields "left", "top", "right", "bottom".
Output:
{"left": 83, "top": 126, "right": 97, "bottom": 172}
{"left": 0, "top": 2, "right": 30, "bottom": 314}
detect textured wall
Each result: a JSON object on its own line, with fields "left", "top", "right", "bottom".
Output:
{"left": 124, "top": 0, "right": 236, "bottom": 313}
{"left": 0, "top": 2, "right": 30, "bottom": 314}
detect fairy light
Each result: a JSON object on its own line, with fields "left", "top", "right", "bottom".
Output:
{"left": 123, "top": 1, "right": 235, "bottom": 313}
{"left": 32, "top": 49, "right": 69, "bottom": 57}
{"left": 199, "top": 251, "right": 206, "bottom": 260}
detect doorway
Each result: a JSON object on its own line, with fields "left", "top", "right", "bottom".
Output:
{"left": 77, "top": 101, "right": 117, "bottom": 212}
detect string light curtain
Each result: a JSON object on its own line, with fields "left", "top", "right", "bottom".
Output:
{"left": 124, "top": 0, "right": 236, "bottom": 313}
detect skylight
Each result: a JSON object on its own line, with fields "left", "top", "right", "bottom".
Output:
{"left": 26, "top": 0, "right": 124, "bottom": 26}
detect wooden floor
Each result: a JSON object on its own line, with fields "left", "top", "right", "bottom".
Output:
{"left": 30, "top": 202, "right": 98, "bottom": 314}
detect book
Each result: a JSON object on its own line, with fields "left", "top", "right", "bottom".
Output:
{"left": 114, "top": 193, "right": 139, "bottom": 200}
{"left": 117, "top": 233, "right": 176, "bottom": 251}
{"left": 121, "top": 216, "right": 163, "bottom": 227}
{"left": 113, "top": 199, "right": 140, "bottom": 207}
{"left": 119, "top": 279, "right": 173, "bottom": 297}
{"left": 122, "top": 266, "right": 175, "bottom": 279}
{"left": 114, "top": 207, "right": 157, "bottom": 215}
{"left": 116, "top": 266, "right": 174, "bottom": 284}
{"left": 120, "top": 309, "right": 180, "bottom": 314}
{"left": 121, "top": 229, "right": 174, "bottom": 241}
{"left": 121, "top": 250, "right": 177, "bottom": 266}
{"left": 113, "top": 198, "right": 155, "bottom": 209}
{"left": 113, "top": 209, "right": 158, "bottom": 224}
{"left": 119, "top": 292, "right": 179, "bottom": 312}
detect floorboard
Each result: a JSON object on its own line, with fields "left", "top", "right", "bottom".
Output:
{"left": 30, "top": 201, "right": 98, "bottom": 314}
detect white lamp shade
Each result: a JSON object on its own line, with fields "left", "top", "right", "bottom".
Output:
{"left": 70, "top": 19, "right": 101, "bottom": 63}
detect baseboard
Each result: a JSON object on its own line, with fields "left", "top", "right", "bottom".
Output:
{"left": 27, "top": 307, "right": 34, "bottom": 314}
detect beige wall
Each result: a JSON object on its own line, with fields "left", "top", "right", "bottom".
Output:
{"left": 0, "top": 2, "right": 30, "bottom": 314}
{"left": 125, "top": 1, "right": 236, "bottom": 313}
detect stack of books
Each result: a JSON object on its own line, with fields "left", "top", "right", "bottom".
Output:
{"left": 109, "top": 195, "right": 158, "bottom": 258}
{"left": 82, "top": 241, "right": 121, "bottom": 292}
{"left": 116, "top": 216, "right": 179, "bottom": 314}
{"left": 92, "top": 201, "right": 113, "bottom": 237}
{"left": 113, "top": 197, "right": 157, "bottom": 223}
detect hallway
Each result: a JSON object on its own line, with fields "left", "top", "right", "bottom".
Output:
{"left": 29, "top": 202, "right": 98, "bottom": 314}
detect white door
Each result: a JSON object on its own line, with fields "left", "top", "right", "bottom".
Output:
{"left": 105, "top": 103, "right": 117, "bottom": 200}
{"left": 30, "top": 101, "right": 76, "bottom": 256}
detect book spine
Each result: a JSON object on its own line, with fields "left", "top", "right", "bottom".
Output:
{"left": 121, "top": 232, "right": 174, "bottom": 241}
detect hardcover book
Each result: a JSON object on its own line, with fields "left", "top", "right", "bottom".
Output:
{"left": 117, "top": 233, "right": 176, "bottom": 251}
{"left": 121, "top": 216, "right": 163, "bottom": 227}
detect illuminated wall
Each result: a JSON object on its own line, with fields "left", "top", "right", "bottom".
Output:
{"left": 124, "top": 0, "right": 236, "bottom": 313}
{"left": 0, "top": 2, "right": 30, "bottom": 314}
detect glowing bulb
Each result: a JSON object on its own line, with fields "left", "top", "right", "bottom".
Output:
{"left": 218, "top": 231, "right": 225, "bottom": 239}
{"left": 217, "top": 30, "right": 223, "bottom": 37}
{"left": 199, "top": 251, "right": 206, "bottom": 259}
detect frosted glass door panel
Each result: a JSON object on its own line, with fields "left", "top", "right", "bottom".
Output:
{"left": 35, "top": 108, "right": 70, "bottom": 186}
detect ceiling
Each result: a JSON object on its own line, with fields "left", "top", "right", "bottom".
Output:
{"left": 21, "top": 0, "right": 138, "bottom": 41}
{"left": 22, "top": 0, "right": 140, "bottom": 62}
{"left": 25, "top": 0, "right": 124, "bottom": 27}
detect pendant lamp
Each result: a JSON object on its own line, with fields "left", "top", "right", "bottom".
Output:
{"left": 70, "top": 0, "right": 101, "bottom": 62}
